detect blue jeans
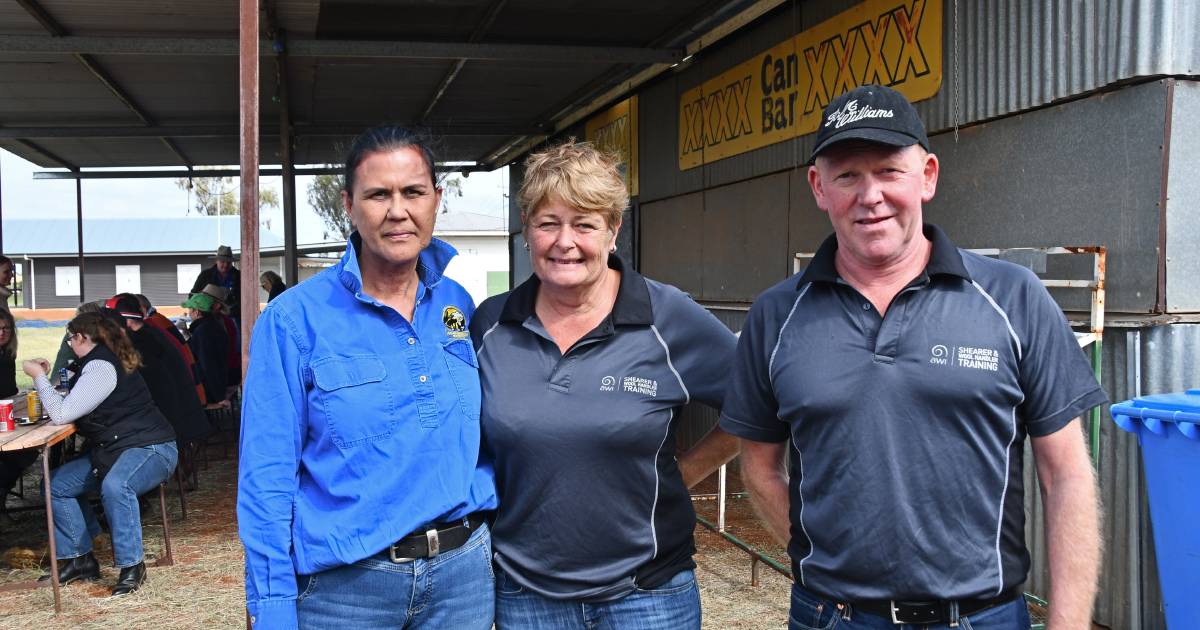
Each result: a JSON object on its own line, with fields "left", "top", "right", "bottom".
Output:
{"left": 49, "top": 441, "right": 178, "bottom": 568}
{"left": 297, "top": 522, "right": 494, "bottom": 630}
{"left": 789, "top": 584, "right": 1032, "bottom": 630}
{"left": 495, "top": 567, "right": 701, "bottom": 630}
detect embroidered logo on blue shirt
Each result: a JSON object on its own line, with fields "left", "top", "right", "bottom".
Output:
{"left": 442, "top": 305, "right": 468, "bottom": 339}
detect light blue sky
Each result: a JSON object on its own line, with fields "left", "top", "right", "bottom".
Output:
{"left": 0, "top": 149, "right": 509, "bottom": 246}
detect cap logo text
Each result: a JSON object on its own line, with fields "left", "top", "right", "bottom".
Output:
{"left": 825, "top": 99, "right": 894, "bottom": 129}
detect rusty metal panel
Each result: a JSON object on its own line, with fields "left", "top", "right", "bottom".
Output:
{"left": 640, "top": 191, "right": 704, "bottom": 296}
{"left": 1165, "top": 80, "right": 1200, "bottom": 313}
{"left": 701, "top": 171, "right": 791, "bottom": 301}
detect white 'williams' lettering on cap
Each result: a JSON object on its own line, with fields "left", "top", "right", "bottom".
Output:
{"left": 824, "top": 99, "right": 894, "bottom": 129}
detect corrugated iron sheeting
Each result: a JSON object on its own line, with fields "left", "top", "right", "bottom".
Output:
{"left": 641, "top": 0, "right": 1199, "bottom": 202}
{"left": 680, "top": 306, "right": 1196, "bottom": 628}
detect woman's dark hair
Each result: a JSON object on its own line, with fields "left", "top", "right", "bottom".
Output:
{"left": 0, "top": 309, "right": 16, "bottom": 358}
{"left": 67, "top": 312, "right": 141, "bottom": 373}
{"left": 0, "top": 255, "right": 12, "bottom": 270}
{"left": 260, "top": 270, "right": 284, "bottom": 288}
{"left": 342, "top": 126, "right": 439, "bottom": 194}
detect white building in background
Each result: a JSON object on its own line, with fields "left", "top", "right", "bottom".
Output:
{"left": 435, "top": 210, "right": 510, "bottom": 306}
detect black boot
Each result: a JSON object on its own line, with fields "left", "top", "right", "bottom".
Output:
{"left": 38, "top": 552, "right": 100, "bottom": 585}
{"left": 111, "top": 561, "right": 146, "bottom": 596}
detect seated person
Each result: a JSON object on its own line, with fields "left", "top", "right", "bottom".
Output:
{"left": 24, "top": 313, "right": 177, "bottom": 596}
{"left": 0, "top": 309, "right": 36, "bottom": 516}
{"left": 181, "top": 293, "right": 229, "bottom": 405}
{"left": 133, "top": 294, "right": 207, "bottom": 405}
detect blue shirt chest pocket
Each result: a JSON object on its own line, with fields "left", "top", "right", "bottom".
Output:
{"left": 442, "top": 339, "right": 481, "bottom": 422}
{"left": 310, "top": 355, "right": 398, "bottom": 448}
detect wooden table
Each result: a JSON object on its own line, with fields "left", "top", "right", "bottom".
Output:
{"left": 0, "top": 394, "right": 77, "bottom": 613}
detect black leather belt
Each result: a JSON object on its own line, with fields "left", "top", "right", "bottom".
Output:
{"left": 814, "top": 587, "right": 1021, "bottom": 625}
{"left": 386, "top": 513, "right": 485, "bottom": 563}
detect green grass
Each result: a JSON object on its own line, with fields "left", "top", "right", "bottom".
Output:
{"left": 14, "top": 325, "right": 68, "bottom": 391}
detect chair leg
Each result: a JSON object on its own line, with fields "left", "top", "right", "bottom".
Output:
{"left": 174, "top": 464, "right": 188, "bottom": 521}
{"left": 155, "top": 483, "right": 173, "bottom": 567}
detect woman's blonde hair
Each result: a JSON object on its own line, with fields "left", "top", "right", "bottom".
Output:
{"left": 518, "top": 140, "right": 628, "bottom": 230}
{"left": 67, "top": 312, "right": 141, "bottom": 374}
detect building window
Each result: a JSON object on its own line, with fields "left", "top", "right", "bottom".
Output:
{"left": 55, "top": 266, "right": 80, "bottom": 297}
{"left": 115, "top": 265, "right": 141, "bottom": 295}
{"left": 177, "top": 264, "right": 201, "bottom": 294}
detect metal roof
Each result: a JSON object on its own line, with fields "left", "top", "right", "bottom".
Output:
{"left": 0, "top": 0, "right": 770, "bottom": 170}
{"left": 2, "top": 216, "right": 284, "bottom": 255}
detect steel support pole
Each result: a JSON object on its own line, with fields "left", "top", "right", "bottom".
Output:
{"left": 75, "top": 176, "right": 84, "bottom": 303}
{"left": 239, "top": 0, "right": 260, "bottom": 376}
{"left": 278, "top": 47, "right": 298, "bottom": 285}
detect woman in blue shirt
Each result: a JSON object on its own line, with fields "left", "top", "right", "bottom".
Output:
{"left": 238, "top": 127, "right": 498, "bottom": 630}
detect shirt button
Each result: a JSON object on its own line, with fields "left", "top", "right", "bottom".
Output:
{"left": 419, "top": 375, "right": 428, "bottom": 383}
{"left": 862, "top": 303, "right": 871, "bottom": 310}
{"left": 407, "top": 337, "right": 416, "bottom": 345}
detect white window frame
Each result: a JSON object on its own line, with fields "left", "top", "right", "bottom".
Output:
{"left": 55, "top": 266, "right": 80, "bottom": 297}
{"left": 114, "top": 264, "right": 141, "bottom": 295}
{"left": 177, "top": 264, "right": 202, "bottom": 294}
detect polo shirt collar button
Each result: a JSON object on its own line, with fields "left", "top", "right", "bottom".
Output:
{"left": 862, "top": 303, "right": 871, "bottom": 310}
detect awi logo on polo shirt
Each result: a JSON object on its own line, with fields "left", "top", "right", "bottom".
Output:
{"left": 930, "top": 344, "right": 1000, "bottom": 372}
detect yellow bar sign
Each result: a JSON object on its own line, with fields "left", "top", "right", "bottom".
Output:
{"left": 586, "top": 96, "right": 639, "bottom": 197}
{"left": 678, "top": 0, "right": 941, "bottom": 170}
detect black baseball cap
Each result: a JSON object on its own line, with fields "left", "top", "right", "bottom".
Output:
{"left": 808, "top": 84, "right": 929, "bottom": 164}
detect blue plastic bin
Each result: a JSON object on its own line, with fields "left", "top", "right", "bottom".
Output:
{"left": 1110, "top": 389, "right": 1200, "bottom": 629}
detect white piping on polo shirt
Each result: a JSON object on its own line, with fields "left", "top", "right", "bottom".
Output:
{"left": 970, "top": 280, "right": 1025, "bottom": 595}
{"left": 650, "top": 325, "right": 689, "bottom": 405}
{"left": 648, "top": 409, "right": 674, "bottom": 560}
{"left": 647, "top": 325, "right": 689, "bottom": 561}
{"left": 476, "top": 322, "right": 501, "bottom": 359}
{"left": 769, "top": 283, "right": 811, "bottom": 375}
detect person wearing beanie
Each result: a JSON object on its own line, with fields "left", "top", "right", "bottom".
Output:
{"left": 181, "top": 293, "right": 229, "bottom": 404}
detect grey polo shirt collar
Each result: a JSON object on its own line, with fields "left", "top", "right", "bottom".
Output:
{"left": 499, "top": 254, "right": 654, "bottom": 328}
{"left": 796, "top": 223, "right": 972, "bottom": 288}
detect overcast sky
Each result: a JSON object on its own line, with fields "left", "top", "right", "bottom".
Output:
{"left": 0, "top": 149, "right": 509, "bottom": 246}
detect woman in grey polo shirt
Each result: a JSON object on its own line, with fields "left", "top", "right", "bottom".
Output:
{"left": 470, "top": 140, "right": 739, "bottom": 629}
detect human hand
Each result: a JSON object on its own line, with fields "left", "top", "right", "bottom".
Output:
{"left": 21, "top": 359, "right": 49, "bottom": 379}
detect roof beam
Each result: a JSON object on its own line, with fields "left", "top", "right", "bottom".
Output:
{"left": 13, "top": 0, "right": 193, "bottom": 167}
{"left": 486, "top": 0, "right": 786, "bottom": 166}
{"left": 0, "top": 34, "right": 682, "bottom": 64}
{"left": 13, "top": 139, "right": 76, "bottom": 170}
{"left": 0, "top": 124, "right": 542, "bottom": 139}
{"left": 32, "top": 164, "right": 494, "bottom": 180}
{"left": 420, "top": 0, "right": 509, "bottom": 123}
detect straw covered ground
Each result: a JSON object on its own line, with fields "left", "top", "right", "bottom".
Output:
{"left": 0, "top": 447, "right": 793, "bottom": 629}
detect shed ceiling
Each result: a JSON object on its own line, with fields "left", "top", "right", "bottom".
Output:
{"left": 0, "top": 0, "right": 760, "bottom": 170}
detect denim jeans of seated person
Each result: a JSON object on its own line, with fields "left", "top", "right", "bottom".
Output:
{"left": 296, "top": 522, "right": 494, "bottom": 630}
{"left": 49, "top": 442, "right": 178, "bottom": 567}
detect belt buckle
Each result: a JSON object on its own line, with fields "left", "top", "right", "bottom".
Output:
{"left": 426, "top": 527, "right": 440, "bottom": 558}
{"left": 388, "top": 544, "right": 416, "bottom": 563}
{"left": 890, "top": 601, "right": 902, "bottom": 625}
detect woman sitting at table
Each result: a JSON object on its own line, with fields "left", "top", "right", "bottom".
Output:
{"left": 0, "top": 308, "right": 37, "bottom": 517}
{"left": 22, "top": 312, "right": 177, "bottom": 596}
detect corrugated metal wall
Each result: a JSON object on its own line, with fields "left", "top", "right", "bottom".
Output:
{"left": 640, "top": 0, "right": 1199, "bottom": 203}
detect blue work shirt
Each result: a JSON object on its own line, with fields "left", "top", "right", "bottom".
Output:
{"left": 237, "top": 233, "right": 498, "bottom": 630}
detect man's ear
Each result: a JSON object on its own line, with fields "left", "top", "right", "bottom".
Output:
{"left": 807, "top": 165, "right": 829, "bottom": 214}
{"left": 921, "top": 152, "right": 939, "bottom": 203}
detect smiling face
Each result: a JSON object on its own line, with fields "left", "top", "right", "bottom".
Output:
{"left": 342, "top": 147, "right": 441, "bottom": 274}
{"left": 525, "top": 199, "right": 620, "bottom": 294}
{"left": 808, "top": 142, "right": 938, "bottom": 271}
{"left": 0, "top": 263, "right": 13, "bottom": 287}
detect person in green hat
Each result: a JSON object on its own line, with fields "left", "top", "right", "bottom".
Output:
{"left": 182, "top": 292, "right": 229, "bottom": 404}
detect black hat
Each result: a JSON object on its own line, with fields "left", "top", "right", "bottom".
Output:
{"left": 808, "top": 84, "right": 929, "bottom": 164}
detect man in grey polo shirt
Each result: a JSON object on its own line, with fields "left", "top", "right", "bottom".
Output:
{"left": 721, "top": 84, "right": 1105, "bottom": 629}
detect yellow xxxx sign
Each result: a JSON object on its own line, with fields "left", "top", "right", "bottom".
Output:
{"left": 586, "top": 96, "right": 639, "bottom": 196}
{"left": 678, "top": 0, "right": 941, "bottom": 170}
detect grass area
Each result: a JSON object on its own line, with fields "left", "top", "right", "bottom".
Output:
{"left": 14, "top": 325, "right": 67, "bottom": 391}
